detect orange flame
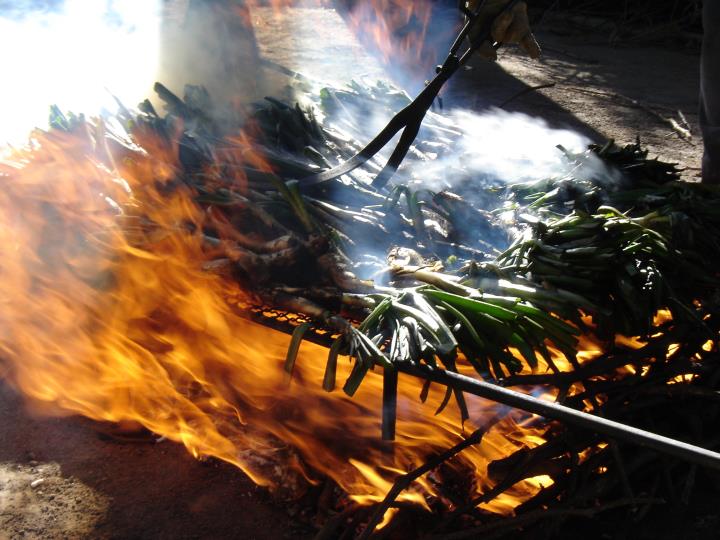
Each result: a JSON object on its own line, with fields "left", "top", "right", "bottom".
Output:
{"left": 346, "top": 0, "right": 434, "bottom": 64}
{"left": 246, "top": 0, "right": 448, "bottom": 81}
{"left": 3, "top": 118, "right": 681, "bottom": 521}
{"left": 0, "top": 121, "right": 557, "bottom": 515}
{"left": 0, "top": 0, "right": 685, "bottom": 527}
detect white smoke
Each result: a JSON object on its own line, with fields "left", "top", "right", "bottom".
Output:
{"left": 453, "top": 108, "right": 591, "bottom": 182}
{"left": 0, "top": 0, "right": 161, "bottom": 145}
{"left": 403, "top": 108, "right": 604, "bottom": 191}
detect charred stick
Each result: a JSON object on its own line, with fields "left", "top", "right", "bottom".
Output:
{"left": 338, "top": 506, "right": 374, "bottom": 540}
{"left": 499, "top": 82, "right": 557, "bottom": 108}
{"left": 436, "top": 444, "right": 571, "bottom": 533}
{"left": 431, "top": 498, "right": 665, "bottom": 540}
{"left": 486, "top": 436, "right": 579, "bottom": 484}
{"left": 356, "top": 428, "right": 485, "bottom": 540}
{"left": 566, "top": 375, "right": 720, "bottom": 411}
{"left": 500, "top": 346, "right": 664, "bottom": 388}
{"left": 312, "top": 506, "right": 359, "bottom": 540}
{"left": 396, "top": 364, "right": 720, "bottom": 472}
{"left": 527, "top": 450, "right": 661, "bottom": 515}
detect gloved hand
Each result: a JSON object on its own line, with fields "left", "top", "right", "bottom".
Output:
{"left": 466, "top": 0, "right": 541, "bottom": 61}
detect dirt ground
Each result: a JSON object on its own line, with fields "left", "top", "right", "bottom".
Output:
{"left": 0, "top": 6, "right": 709, "bottom": 540}
{"left": 454, "top": 19, "right": 703, "bottom": 181}
{"left": 0, "top": 385, "right": 314, "bottom": 540}
{"left": 253, "top": 7, "right": 703, "bottom": 178}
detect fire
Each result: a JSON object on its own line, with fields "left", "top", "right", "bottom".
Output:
{"left": 346, "top": 0, "right": 434, "bottom": 64}
{"left": 1, "top": 2, "right": 701, "bottom": 532}
{"left": 3, "top": 113, "right": 687, "bottom": 524}
{"left": 234, "top": 0, "right": 441, "bottom": 70}
{"left": 341, "top": 0, "right": 460, "bottom": 88}
{"left": 0, "top": 119, "right": 558, "bottom": 517}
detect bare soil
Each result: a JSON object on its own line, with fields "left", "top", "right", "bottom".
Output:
{"left": 0, "top": 6, "right": 710, "bottom": 540}
{"left": 452, "top": 27, "right": 703, "bottom": 180}
{"left": 0, "top": 384, "right": 313, "bottom": 540}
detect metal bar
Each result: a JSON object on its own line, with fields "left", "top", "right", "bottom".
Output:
{"left": 397, "top": 364, "right": 720, "bottom": 471}
{"left": 244, "top": 311, "right": 720, "bottom": 470}
{"left": 382, "top": 368, "right": 399, "bottom": 441}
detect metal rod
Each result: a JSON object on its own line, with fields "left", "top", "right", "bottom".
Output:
{"left": 382, "top": 368, "right": 398, "bottom": 441}
{"left": 397, "top": 364, "right": 720, "bottom": 472}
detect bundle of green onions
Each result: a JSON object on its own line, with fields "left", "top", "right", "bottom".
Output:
{"left": 107, "top": 82, "right": 718, "bottom": 421}
{"left": 46, "top": 80, "right": 720, "bottom": 537}
{"left": 499, "top": 142, "right": 720, "bottom": 339}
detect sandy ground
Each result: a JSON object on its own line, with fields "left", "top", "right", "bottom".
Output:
{"left": 0, "top": 385, "right": 312, "bottom": 540}
{"left": 454, "top": 27, "right": 703, "bottom": 180}
{"left": 0, "top": 6, "right": 709, "bottom": 540}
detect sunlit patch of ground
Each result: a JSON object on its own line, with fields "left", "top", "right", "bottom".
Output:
{"left": 0, "top": 461, "right": 108, "bottom": 540}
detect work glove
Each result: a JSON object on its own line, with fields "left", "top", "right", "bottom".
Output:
{"left": 466, "top": 0, "right": 541, "bottom": 61}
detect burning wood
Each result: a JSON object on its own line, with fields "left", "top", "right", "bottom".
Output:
{"left": 1, "top": 63, "right": 719, "bottom": 540}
